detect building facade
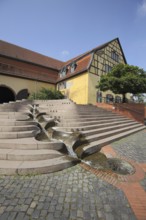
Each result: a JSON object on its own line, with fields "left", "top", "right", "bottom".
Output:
{"left": 0, "top": 38, "right": 127, "bottom": 104}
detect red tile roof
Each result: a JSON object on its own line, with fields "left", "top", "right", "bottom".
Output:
{"left": 0, "top": 40, "right": 64, "bottom": 70}
{"left": 57, "top": 53, "right": 92, "bottom": 82}
{"left": 0, "top": 38, "right": 127, "bottom": 83}
{"left": 57, "top": 38, "right": 127, "bottom": 82}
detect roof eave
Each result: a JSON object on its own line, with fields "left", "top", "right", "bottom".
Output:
{"left": 57, "top": 68, "right": 88, "bottom": 83}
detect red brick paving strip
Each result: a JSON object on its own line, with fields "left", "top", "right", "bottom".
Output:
{"left": 119, "top": 182, "right": 146, "bottom": 220}
{"left": 80, "top": 144, "right": 146, "bottom": 220}
{"left": 139, "top": 164, "right": 146, "bottom": 172}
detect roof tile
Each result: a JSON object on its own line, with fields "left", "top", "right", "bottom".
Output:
{"left": 0, "top": 40, "right": 64, "bottom": 70}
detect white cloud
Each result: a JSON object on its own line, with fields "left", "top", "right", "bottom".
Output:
{"left": 137, "top": 0, "right": 146, "bottom": 17}
{"left": 61, "top": 50, "right": 70, "bottom": 56}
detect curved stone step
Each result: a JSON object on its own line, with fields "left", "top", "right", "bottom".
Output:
{"left": 81, "top": 121, "right": 139, "bottom": 136}
{"left": 53, "top": 119, "right": 134, "bottom": 132}
{"left": 75, "top": 126, "right": 146, "bottom": 158}
{"left": 0, "top": 149, "right": 62, "bottom": 161}
{"left": 0, "top": 156, "right": 80, "bottom": 175}
{"left": 58, "top": 117, "right": 129, "bottom": 127}
{"left": 47, "top": 113, "right": 121, "bottom": 119}
{"left": 58, "top": 115, "right": 124, "bottom": 122}
{"left": 85, "top": 124, "right": 143, "bottom": 143}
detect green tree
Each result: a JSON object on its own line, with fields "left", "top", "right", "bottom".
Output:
{"left": 29, "top": 88, "right": 64, "bottom": 100}
{"left": 97, "top": 63, "right": 146, "bottom": 103}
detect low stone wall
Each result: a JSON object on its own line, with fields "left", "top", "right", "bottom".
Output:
{"left": 96, "top": 103, "right": 145, "bottom": 124}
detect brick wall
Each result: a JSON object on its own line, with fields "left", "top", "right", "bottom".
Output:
{"left": 96, "top": 103, "right": 145, "bottom": 124}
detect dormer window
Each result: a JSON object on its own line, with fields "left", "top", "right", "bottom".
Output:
{"left": 111, "top": 51, "right": 119, "bottom": 62}
{"left": 59, "top": 67, "right": 67, "bottom": 78}
{"left": 70, "top": 62, "right": 77, "bottom": 73}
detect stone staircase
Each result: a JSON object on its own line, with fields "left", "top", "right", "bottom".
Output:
{"left": 39, "top": 101, "right": 145, "bottom": 158}
{"left": 0, "top": 99, "right": 145, "bottom": 175}
{"left": 0, "top": 100, "right": 79, "bottom": 175}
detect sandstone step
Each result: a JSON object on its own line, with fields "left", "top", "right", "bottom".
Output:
{"left": 0, "top": 125, "right": 38, "bottom": 132}
{"left": 85, "top": 124, "right": 143, "bottom": 143}
{"left": 58, "top": 117, "right": 129, "bottom": 127}
{"left": 0, "top": 115, "right": 30, "bottom": 120}
{"left": 0, "top": 149, "right": 62, "bottom": 161}
{"left": 0, "top": 138, "right": 65, "bottom": 150}
{"left": 80, "top": 121, "right": 138, "bottom": 136}
{"left": 0, "top": 120, "right": 38, "bottom": 126}
{"left": 75, "top": 126, "right": 146, "bottom": 158}
{"left": 41, "top": 109, "right": 109, "bottom": 113}
{"left": 0, "top": 156, "right": 80, "bottom": 175}
{"left": 58, "top": 115, "right": 120, "bottom": 122}
{"left": 0, "top": 112, "right": 30, "bottom": 116}
{"left": 53, "top": 119, "right": 133, "bottom": 132}
{"left": 41, "top": 111, "right": 115, "bottom": 117}
{"left": 0, "top": 129, "right": 40, "bottom": 139}
{"left": 53, "top": 114, "right": 125, "bottom": 120}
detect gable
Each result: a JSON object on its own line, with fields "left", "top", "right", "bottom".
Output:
{"left": 89, "top": 38, "right": 127, "bottom": 76}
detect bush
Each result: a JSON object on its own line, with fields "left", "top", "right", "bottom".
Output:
{"left": 29, "top": 88, "right": 64, "bottom": 100}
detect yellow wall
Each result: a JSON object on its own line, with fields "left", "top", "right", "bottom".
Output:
{"left": 58, "top": 73, "right": 88, "bottom": 104}
{"left": 88, "top": 73, "right": 98, "bottom": 104}
{"left": 0, "top": 75, "right": 55, "bottom": 95}
{"left": 87, "top": 73, "right": 130, "bottom": 105}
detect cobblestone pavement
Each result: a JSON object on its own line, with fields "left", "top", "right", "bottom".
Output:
{"left": 112, "top": 130, "right": 146, "bottom": 163}
{"left": 0, "top": 130, "right": 146, "bottom": 220}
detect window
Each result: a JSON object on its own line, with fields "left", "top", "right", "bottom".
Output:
{"left": 70, "top": 62, "right": 77, "bottom": 73}
{"left": 105, "top": 64, "right": 112, "bottom": 73}
{"left": 111, "top": 51, "right": 119, "bottom": 62}
{"left": 59, "top": 67, "right": 67, "bottom": 78}
{"left": 58, "top": 81, "right": 66, "bottom": 90}
{"left": 106, "top": 94, "right": 113, "bottom": 103}
{"left": 96, "top": 91, "right": 102, "bottom": 103}
{"left": 115, "top": 96, "right": 121, "bottom": 103}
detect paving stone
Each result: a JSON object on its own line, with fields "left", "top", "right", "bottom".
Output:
{"left": 0, "top": 198, "right": 5, "bottom": 204}
{"left": 0, "top": 207, "right": 5, "bottom": 215}
{"left": 0, "top": 212, "right": 10, "bottom": 220}
{"left": 25, "top": 198, "right": 33, "bottom": 205}
{"left": 46, "top": 213, "right": 54, "bottom": 220}
{"left": 30, "top": 201, "right": 37, "bottom": 209}
{"left": 7, "top": 212, "right": 17, "bottom": 220}
{"left": 77, "top": 210, "right": 84, "bottom": 218}
{"left": 15, "top": 212, "right": 25, "bottom": 220}
{"left": 48, "top": 205, "right": 56, "bottom": 212}
{"left": 31, "top": 209, "right": 41, "bottom": 219}
{"left": 40, "top": 209, "right": 48, "bottom": 217}
{"left": 27, "top": 208, "right": 34, "bottom": 216}
{"left": 112, "top": 130, "right": 146, "bottom": 163}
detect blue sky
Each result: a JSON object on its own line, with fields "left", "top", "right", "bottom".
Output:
{"left": 0, "top": 0, "right": 146, "bottom": 70}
